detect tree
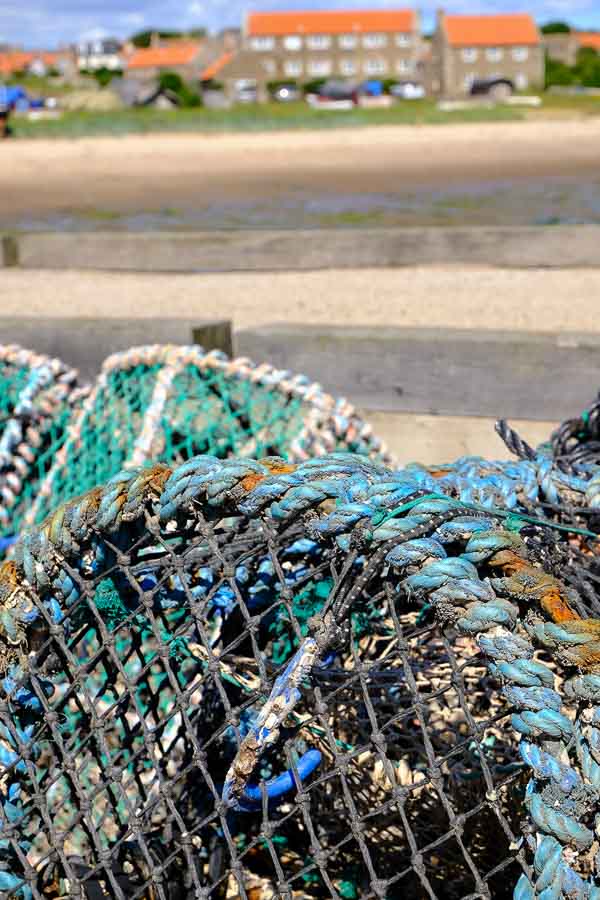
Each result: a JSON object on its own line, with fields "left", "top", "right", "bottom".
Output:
{"left": 545, "top": 55, "right": 575, "bottom": 87}
{"left": 574, "top": 47, "right": 600, "bottom": 87}
{"left": 541, "top": 22, "right": 571, "bottom": 34}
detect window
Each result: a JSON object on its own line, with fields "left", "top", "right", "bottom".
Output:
{"left": 515, "top": 72, "right": 529, "bottom": 89}
{"left": 461, "top": 48, "right": 478, "bottom": 63}
{"left": 284, "top": 35, "right": 302, "bottom": 51}
{"left": 485, "top": 47, "right": 503, "bottom": 62}
{"left": 340, "top": 58, "right": 356, "bottom": 76}
{"left": 250, "top": 36, "right": 274, "bottom": 51}
{"left": 512, "top": 46, "right": 529, "bottom": 61}
{"left": 262, "top": 59, "right": 276, "bottom": 74}
{"left": 396, "top": 33, "right": 411, "bottom": 47}
{"left": 364, "top": 58, "right": 387, "bottom": 75}
{"left": 395, "top": 59, "right": 413, "bottom": 74}
{"left": 308, "top": 59, "right": 332, "bottom": 76}
{"left": 307, "top": 34, "right": 331, "bottom": 50}
{"left": 338, "top": 33, "right": 358, "bottom": 49}
{"left": 284, "top": 59, "right": 303, "bottom": 77}
{"left": 363, "top": 33, "right": 387, "bottom": 48}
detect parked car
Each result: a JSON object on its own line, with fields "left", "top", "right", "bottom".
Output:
{"left": 470, "top": 78, "right": 514, "bottom": 99}
{"left": 389, "top": 81, "right": 426, "bottom": 100}
{"left": 306, "top": 79, "right": 357, "bottom": 109}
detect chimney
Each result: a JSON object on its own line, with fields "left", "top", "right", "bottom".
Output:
{"left": 150, "top": 31, "right": 160, "bottom": 48}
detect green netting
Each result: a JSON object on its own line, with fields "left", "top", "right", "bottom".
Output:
{"left": 26, "top": 345, "right": 388, "bottom": 529}
{"left": 0, "top": 345, "right": 84, "bottom": 544}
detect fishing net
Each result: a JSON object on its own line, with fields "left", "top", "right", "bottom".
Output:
{"left": 24, "top": 346, "right": 388, "bottom": 532}
{"left": 0, "top": 346, "right": 86, "bottom": 552}
{"left": 2, "top": 449, "right": 600, "bottom": 900}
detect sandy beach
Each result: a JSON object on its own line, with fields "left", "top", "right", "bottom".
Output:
{"left": 2, "top": 119, "right": 600, "bottom": 225}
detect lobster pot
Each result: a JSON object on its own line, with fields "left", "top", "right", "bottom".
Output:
{"left": 26, "top": 346, "right": 388, "bottom": 530}
{"left": 0, "top": 345, "right": 85, "bottom": 551}
{"left": 2, "top": 454, "right": 595, "bottom": 900}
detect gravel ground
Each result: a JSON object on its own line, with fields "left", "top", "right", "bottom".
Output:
{"left": 1, "top": 265, "right": 598, "bottom": 333}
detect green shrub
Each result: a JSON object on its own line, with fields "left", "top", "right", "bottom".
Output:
{"left": 94, "top": 67, "right": 123, "bottom": 88}
{"left": 158, "top": 71, "right": 202, "bottom": 107}
{"left": 302, "top": 78, "right": 327, "bottom": 95}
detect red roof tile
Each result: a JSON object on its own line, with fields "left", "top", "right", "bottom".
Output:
{"left": 0, "top": 51, "right": 60, "bottom": 75}
{"left": 200, "top": 52, "right": 234, "bottom": 80}
{"left": 443, "top": 14, "right": 540, "bottom": 47}
{"left": 578, "top": 32, "right": 600, "bottom": 51}
{"left": 127, "top": 42, "right": 200, "bottom": 70}
{"left": 247, "top": 9, "right": 415, "bottom": 36}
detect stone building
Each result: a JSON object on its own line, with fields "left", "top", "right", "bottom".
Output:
{"left": 207, "top": 8, "right": 421, "bottom": 102}
{"left": 125, "top": 42, "right": 206, "bottom": 84}
{"left": 431, "top": 12, "right": 544, "bottom": 96}
{"left": 543, "top": 31, "right": 600, "bottom": 66}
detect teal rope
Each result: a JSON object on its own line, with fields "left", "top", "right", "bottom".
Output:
{"left": 368, "top": 492, "right": 600, "bottom": 541}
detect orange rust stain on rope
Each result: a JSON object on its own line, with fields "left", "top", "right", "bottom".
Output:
{"left": 0, "top": 560, "right": 20, "bottom": 591}
{"left": 139, "top": 463, "right": 173, "bottom": 496}
{"left": 242, "top": 461, "right": 297, "bottom": 493}
{"left": 489, "top": 549, "right": 580, "bottom": 623}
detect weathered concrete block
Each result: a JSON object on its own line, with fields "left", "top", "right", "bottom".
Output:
{"left": 237, "top": 325, "right": 600, "bottom": 421}
{"left": 0, "top": 318, "right": 232, "bottom": 382}
{"left": 5, "top": 225, "right": 600, "bottom": 272}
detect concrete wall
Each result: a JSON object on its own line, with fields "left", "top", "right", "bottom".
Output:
{"left": 3, "top": 226, "right": 600, "bottom": 272}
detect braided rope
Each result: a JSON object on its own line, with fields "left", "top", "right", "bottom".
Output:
{"left": 0, "top": 345, "right": 86, "bottom": 541}
{"left": 22, "top": 344, "right": 390, "bottom": 532}
{"left": 1, "top": 453, "right": 600, "bottom": 897}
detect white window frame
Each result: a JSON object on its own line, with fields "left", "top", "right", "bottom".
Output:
{"left": 340, "top": 58, "right": 356, "bottom": 76}
{"left": 338, "top": 33, "right": 358, "bottom": 49}
{"left": 485, "top": 47, "right": 503, "bottom": 62}
{"left": 283, "top": 35, "right": 302, "bottom": 51}
{"left": 363, "top": 33, "right": 387, "bottom": 49}
{"left": 308, "top": 58, "right": 332, "bottom": 76}
{"left": 307, "top": 34, "right": 331, "bottom": 50}
{"left": 364, "top": 58, "right": 387, "bottom": 76}
{"left": 461, "top": 48, "right": 478, "bottom": 63}
{"left": 512, "top": 46, "right": 529, "bottom": 61}
{"left": 395, "top": 33, "right": 411, "bottom": 47}
{"left": 284, "top": 59, "right": 303, "bottom": 77}
{"left": 395, "top": 59, "right": 413, "bottom": 75}
{"left": 250, "top": 36, "right": 275, "bottom": 51}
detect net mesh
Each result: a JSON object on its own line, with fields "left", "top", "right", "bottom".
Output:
{"left": 4, "top": 447, "right": 600, "bottom": 900}
{"left": 24, "top": 346, "right": 388, "bottom": 530}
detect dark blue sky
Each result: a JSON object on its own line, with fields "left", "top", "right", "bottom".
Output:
{"left": 2, "top": 0, "right": 599, "bottom": 48}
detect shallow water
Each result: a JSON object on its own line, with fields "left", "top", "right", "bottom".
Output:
{"left": 10, "top": 174, "right": 600, "bottom": 232}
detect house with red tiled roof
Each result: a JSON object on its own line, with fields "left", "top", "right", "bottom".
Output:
{"left": 201, "top": 7, "right": 422, "bottom": 102}
{"left": 431, "top": 12, "right": 543, "bottom": 96}
{"left": 124, "top": 41, "right": 205, "bottom": 82}
{"left": 124, "top": 32, "right": 241, "bottom": 89}
{"left": 0, "top": 49, "right": 74, "bottom": 78}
